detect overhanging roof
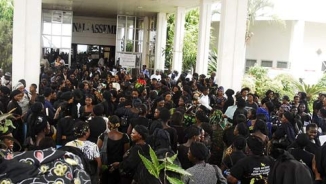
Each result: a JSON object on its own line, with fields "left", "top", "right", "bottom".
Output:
{"left": 42, "top": 0, "right": 202, "bottom": 18}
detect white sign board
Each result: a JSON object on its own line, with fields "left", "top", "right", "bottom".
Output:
{"left": 120, "top": 54, "right": 136, "bottom": 68}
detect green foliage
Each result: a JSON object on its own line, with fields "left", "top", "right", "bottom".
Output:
{"left": 316, "top": 73, "right": 326, "bottom": 88}
{"left": 165, "top": 9, "right": 200, "bottom": 71}
{"left": 295, "top": 81, "right": 326, "bottom": 101}
{"left": 182, "top": 9, "right": 199, "bottom": 71}
{"left": 242, "top": 66, "right": 296, "bottom": 99}
{"left": 139, "top": 146, "right": 191, "bottom": 184}
{"left": 165, "top": 14, "right": 176, "bottom": 70}
{"left": 0, "top": 20, "right": 12, "bottom": 72}
{"left": 208, "top": 49, "right": 218, "bottom": 74}
{"left": 0, "top": 109, "right": 15, "bottom": 133}
{"left": 0, "top": 0, "right": 13, "bottom": 22}
{"left": 0, "top": 0, "right": 13, "bottom": 73}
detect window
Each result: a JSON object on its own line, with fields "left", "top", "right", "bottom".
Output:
{"left": 277, "top": 61, "right": 288, "bottom": 69}
{"left": 245, "top": 59, "right": 257, "bottom": 72}
{"left": 322, "top": 61, "right": 326, "bottom": 72}
{"left": 261, "top": 60, "right": 273, "bottom": 67}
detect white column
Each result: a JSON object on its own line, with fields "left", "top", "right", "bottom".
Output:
{"left": 12, "top": 0, "right": 41, "bottom": 89}
{"left": 217, "top": 0, "right": 248, "bottom": 90}
{"left": 154, "top": 12, "right": 167, "bottom": 71}
{"left": 142, "top": 17, "right": 149, "bottom": 66}
{"left": 172, "top": 7, "right": 186, "bottom": 74}
{"left": 196, "top": 0, "right": 213, "bottom": 76}
{"left": 289, "top": 20, "right": 305, "bottom": 78}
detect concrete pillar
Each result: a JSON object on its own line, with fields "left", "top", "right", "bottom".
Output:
{"left": 172, "top": 7, "right": 186, "bottom": 74}
{"left": 12, "top": 0, "right": 42, "bottom": 89}
{"left": 289, "top": 20, "right": 305, "bottom": 78}
{"left": 142, "top": 17, "right": 149, "bottom": 66}
{"left": 217, "top": 0, "right": 248, "bottom": 90}
{"left": 154, "top": 12, "right": 167, "bottom": 71}
{"left": 196, "top": 0, "right": 213, "bottom": 76}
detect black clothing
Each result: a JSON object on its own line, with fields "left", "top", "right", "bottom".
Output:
{"left": 222, "top": 150, "right": 246, "bottom": 170}
{"left": 88, "top": 116, "right": 106, "bottom": 143}
{"left": 99, "top": 132, "right": 129, "bottom": 184}
{"left": 177, "top": 145, "right": 193, "bottom": 169}
{"left": 79, "top": 106, "right": 92, "bottom": 121}
{"left": 120, "top": 144, "right": 150, "bottom": 181}
{"left": 56, "top": 116, "right": 76, "bottom": 145}
{"left": 230, "top": 155, "right": 275, "bottom": 184}
{"left": 288, "top": 148, "right": 313, "bottom": 171}
{"left": 273, "top": 123, "right": 296, "bottom": 146}
{"left": 7, "top": 100, "right": 24, "bottom": 148}
{"left": 164, "top": 127, "right": 178, "bottom": 152}
{"left": 268, "top": 150, "right": 313, "bottom": 184}
{"left": 223, "top": 126, "right": 236, "bottom": 147}
{"left": 115, "top": 107, "right": 138, "bottom": 133}
{"left": 172, "top": 125, "right": 186, "bottom": 144}
{"left": 305, "top": 141, "right": 321, "bottom": 155}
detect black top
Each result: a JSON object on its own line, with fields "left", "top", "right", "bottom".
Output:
{"left": 120, "top": 144, "right": 150, "bottom": 180}
{"left": 56, "top": 116, "right": 75, "bottom": 145}
{"left": 88, "top": 116, "right": 106, "bottom": 143}
{"left": 273, "top": 123, "right": 296, "bottom": 143}
{"left": 223, "top": 126, "right": 236, "bottom": 147}
{"left": 177, "top": 145, "right": 193, "bottom": 169}
{"left": 288, "top": 148, "right": 313, "bottom": 171}
{"left": 222, "top": 150, "right": 247, "bottom": 170}
{"left": 305, "top": 141, "right": 320, "bottom": 155}
{"left": 171, "top": 125, "right": 186, "bottom": 144}
{"left": 99, "top": 132, "right": 129, "bottom": 164}
{"left": 230, "top": 155, "right": 275, "bottom": 184}
{"left": 164, "top": 127, "right": 178, "bottom": 152}
{"left": 79, "top": 106, "right": 92, "bottom": 121}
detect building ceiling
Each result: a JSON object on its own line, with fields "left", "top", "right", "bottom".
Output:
{"left": 42, "top": 0, "right": 202, "bottom": 18}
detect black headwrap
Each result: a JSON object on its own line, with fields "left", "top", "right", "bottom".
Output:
{"left": 190, "top": 142, "right": 209, "bottom": 161}
{"left": 134, "top": 125, "right": 149, "bottom": 140}
{"left": 10, "top": 89, "right": 22, "bottom": 99}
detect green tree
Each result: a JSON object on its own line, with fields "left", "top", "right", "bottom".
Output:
{"left": 165, "top": 9, "right": 200, "bottom": 71}
{"left": 242, "top": 65, "right": 296, "bottom": 99}
{"left": 0, "top": 0, "right": 13, "bottom": 73}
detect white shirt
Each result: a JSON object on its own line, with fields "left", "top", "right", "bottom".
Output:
{"left": 198, "top": 94, "right": 212, "bottom": 110}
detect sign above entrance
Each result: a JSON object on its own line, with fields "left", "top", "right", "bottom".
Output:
{"left": 72, "top": 16, "right": 116, "bottom": 46}
{"left": 73, "top": 22, "right": 116, "bottom": 34}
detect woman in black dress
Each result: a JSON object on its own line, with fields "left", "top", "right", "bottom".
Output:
{"left": 97, "top": 115, "right": 130, "bottom": 184}
{"left": 7, "top": 89, "right": 24, "bottom": 150}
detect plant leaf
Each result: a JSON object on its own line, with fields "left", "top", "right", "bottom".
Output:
{"left": 166, "top": 164, "right": 192, "bottom": 176}
{"left": 138, "top": 151, "right": 159, "bottom": 179}
{"left": 158, "top": 163, "right": 165, "bottom": 171}
{"left": 166, "top": 152, "right": 178, "bottom": 164}
{"left": 166, "top": 175, "right": 184, "bottom": 184}
{"left": 5, "top": 119, "right": 15, "bottom": 129}
{"left": 149, "top": 146, "right": 159, "bottom": 168}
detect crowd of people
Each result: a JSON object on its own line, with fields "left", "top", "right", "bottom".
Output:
{"left": 0, "top": 60, "right": 326, "bottom": 184}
